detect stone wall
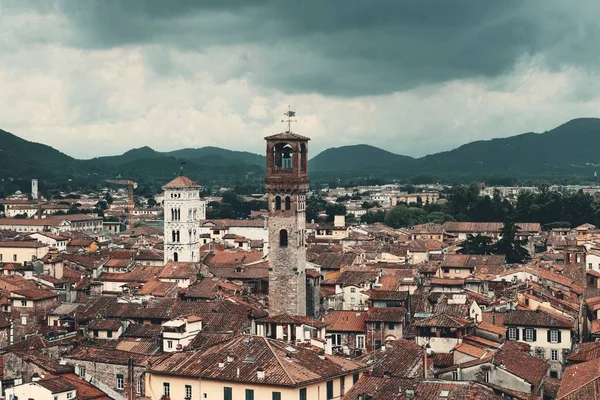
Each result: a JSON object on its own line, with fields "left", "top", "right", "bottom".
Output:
{"left": 63, "top": 358, "right": 146, "bottom": 398}
{"left": 268, "top": 211, "right": 307, "bottom": 316}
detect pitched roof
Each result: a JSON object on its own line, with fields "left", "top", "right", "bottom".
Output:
{"left": 150, "top": 335, "right": 364, "bottom": 387}
{"left": 557, "top": 358, "right": 600, "bottom": 399}
{"left": 359, "top": 339, "right": 424, "bottom": 378}
{"left": 343, "top": 376, "right": 502, "bottom": 400}
{"left": 264, "top": 131, "right": 310, "bottom": 141}
{"left": 159, "top": 261, "right": 198, "bottom": 279}
{"left": 256, "top": 313, "right": 328, "bottom": 328}
{"left": 367, "top": 290, "right": 409, "bottom": 301}
{"left": 0, "top": 240, "right": 48, "bottom": 248}
{"left": 503, "top": 309, "right": 573, "bottom": 329}
{"left": 476, "top": 321, "right": 507, "bottom": 336}
{"left": 312, "top": 252, "right": 358, "bottom": 269}
{"left": 36, "top": 377, "right": 76, "bottom": 394}
{"left": 88, "top": 318, "right": 122, "bottom": 331}
{"left": 60, "top": 373, "right": 112, "bottom": 400}
{"left": 454, "top": 342, "right": 488, "bottom": 359}
{"left": 493, "top": 342, "right": 549, "bottom": 388}
{"left": 413, "top": 313, "right": 474, "bottom": 329}
{"left": 323, "top": 269, "right": 379, "bottom": 286}
{"left": 162, "top": 175, "right": 200, "bottom": 189}
{"left": 366, "top": 307, "right": 406, "bottom": 323}
{"left": 568, "top": 341, "right": 600, "bottom": 363}
{"left": 323, "top": 310, "right": 367, "bottom": 332}
{"left": 11, "top": 288, "right": 58, "bottom": 301}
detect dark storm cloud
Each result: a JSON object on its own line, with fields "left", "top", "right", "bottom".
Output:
{"left": 17, "top": 1, "right": 600, "bottom": 96}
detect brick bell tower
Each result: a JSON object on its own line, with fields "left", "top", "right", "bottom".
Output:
{"left": 265, "top": 112, "right": 309, "bottom": 316}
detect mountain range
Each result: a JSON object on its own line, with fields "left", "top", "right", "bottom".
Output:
{"left": 1, "top": 118, "right": 600, "bottom": 190}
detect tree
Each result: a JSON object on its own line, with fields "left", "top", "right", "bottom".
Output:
{"left": 104, "top": 192, "right": 114, "bottom": 205}
{"left": 362, "top": 210, "right": 385, "bottom": 224}
{"left": 384, "top": 205, "right": 427, "bottom": 228}
{"left": 95, "top": 200, "right": 108, "bottom": 211}
{"left": 325, "top": 203, "right": 347, "bottom": 222}
{"left": 306, "top": 196, "right": 326, "bottom": 223}
{"left": 492, "top": 219, "right": 531, "bottom": 264}
{"left": 147, "top": 198, "right": 158, "bottom": 207}
{"left": 458, "top": 234, "right": 493, "bottom": 255}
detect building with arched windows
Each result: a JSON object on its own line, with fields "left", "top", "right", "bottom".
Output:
{"left": 264, "top": 131, "right": 310, "bottom": 316}
{"left": 162, "top": 175, "right": 206, "bottom": 263}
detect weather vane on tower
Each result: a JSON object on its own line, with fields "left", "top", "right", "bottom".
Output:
{"left": 282, "top": 106, "right": 297, "bottom": 133}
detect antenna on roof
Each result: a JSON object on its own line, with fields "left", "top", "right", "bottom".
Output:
{"left": 281, "top": 106, "right": 297, "bottom": 133}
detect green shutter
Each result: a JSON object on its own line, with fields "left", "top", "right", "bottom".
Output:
{"left": 299, "top": 388, "right": 307, "bottom": 400}
{"left": 246, "top": 389, "right": 254, "bottom": 400}
{"left": 224, "top": 387, "right": 233, "bottom": 400}
{"left": 327, "top": 380, "right": 334, "bottom": 399}
{"left": 272, "top": 392, "right": 281, "bottom": 400}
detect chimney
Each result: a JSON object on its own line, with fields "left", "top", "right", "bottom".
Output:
{"left": 236, "top": 367, "right": 240, "bottom": 378}
{"left": 405, "top": 389, "right": 415, "bottom": 400}
{"left": 227, "top": 352, "right": 234, "bottom": 363}
{"left": 256, "top": 369, "right": 265, "bottom": 380}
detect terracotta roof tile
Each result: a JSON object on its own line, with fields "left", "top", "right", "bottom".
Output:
{"left": 323, "top": 310, "right": 367, "bottom": 332}
{"left": 413, "top": 313, "right": 474, "bottom": 329}
{"left": 454, "top": 342, "right": 488, "bottom": 359}
{"left": 162, "top": 175, "right": 200, "bottom": 188}
{"left": 503, "top": 309, "right": 573, "bottom": 329}
{"left": 477, "top": 321, "right": 507, "bottom": 336}
{"left": 360, "top": 339, "right": 424, "bottom": 378}
{"left": 151, "top": 335, "right": 365, "bottom": 388}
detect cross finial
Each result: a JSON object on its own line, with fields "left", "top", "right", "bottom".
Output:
{"left": 282, "top": 106, "right": 297, "bottom": 133}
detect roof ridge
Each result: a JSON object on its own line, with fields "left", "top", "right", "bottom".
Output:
{"left": 262, "top": 336, "right": 297, "bottom": 386}
{"left": 557, "top": 358, "right": 600, "bottom": 399}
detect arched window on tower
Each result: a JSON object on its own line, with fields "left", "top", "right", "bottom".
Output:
{"left": 279, "top": 229, "right": 288, "bottom": 247}
{"left": 300, "top": 142, "right": 307, "bottom": 173}
{"left": 173, "top": 252, "right": 178, "bottom": 262}
{"left": 285, "top": 196, "right": 291, "bottom": 210}
{"left": 273, "top": 143, "right": 293, "bottom": 170}
{"left": 275, "top": 196, "right": 282, "bottom": 210}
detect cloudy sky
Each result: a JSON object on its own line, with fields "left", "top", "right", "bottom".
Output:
{"left": 2, "top": 1, "right": 600, "bottom": 159}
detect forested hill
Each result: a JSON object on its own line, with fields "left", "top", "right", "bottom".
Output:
{"left": 413, "top": 118, "right": 600, "bottom": 174}
{"left": 310, "top": 144, "right": 414, "bottom": 171}
{"left": 2, "top": 117, "right": 600, "bottom": 194}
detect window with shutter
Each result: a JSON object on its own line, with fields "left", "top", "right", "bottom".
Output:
{"left": 299, "top": 388, "right": 307, "bottom": 400}
{"left": 525, "top": 328, "right": 534, "bottom": 342}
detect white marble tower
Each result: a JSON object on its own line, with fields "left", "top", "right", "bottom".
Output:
{"left": 162, "top": 175, "right": 206, "bottom": 263}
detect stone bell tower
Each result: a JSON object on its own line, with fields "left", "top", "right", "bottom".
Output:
{"left": 265, "top": 118, "right": 309, "bottom": 316}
